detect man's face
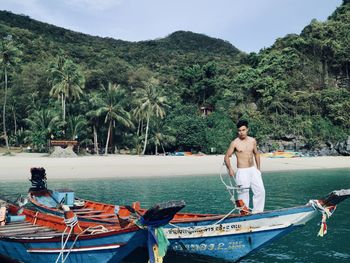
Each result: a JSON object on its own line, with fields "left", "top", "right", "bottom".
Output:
{"left": 238, "top": 125, "right": 248, "bottom": 139}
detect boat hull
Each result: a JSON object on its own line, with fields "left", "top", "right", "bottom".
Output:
{"left": 0, "top": 230, "right": 147, "bottom": 263}
{"left": 164, "top": 206, "right": 316, "bottom": 262}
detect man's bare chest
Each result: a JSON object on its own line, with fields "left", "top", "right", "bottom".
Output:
{"left": 235, "top": 142, "right": 254, "bottom": 153}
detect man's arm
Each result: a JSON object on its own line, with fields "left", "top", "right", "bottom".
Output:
{"left": 224, "top": 141, "right": 235, "bottom": 177}
{"left": 253, "top": 139, "right": 261, "bottom": 171}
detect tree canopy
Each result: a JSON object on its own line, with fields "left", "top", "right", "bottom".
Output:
{"left": 0, "top": 1, "right": 349, "bottom": 154}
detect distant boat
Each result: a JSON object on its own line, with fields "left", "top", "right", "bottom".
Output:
{"left": 261, "top": 150, "right": 304, "bottom": 158}
{"left": 26, "top": 167, "right": 350, "bottom": 262}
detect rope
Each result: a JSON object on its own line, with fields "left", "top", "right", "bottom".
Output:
{"left": 308, "top": 199, "right": 337, "bottom": 237}
{"left": 59, "top": 224, "right": 109, "bottom": 262}
{"left": 55, "top": 214, "right": 78, "bottom": 263}
{"left": 55, "top": 225, "right": 74, "bottom": 263}
{"left": 219, "top": 163, "right": 251, "bottom": 213}
{"left": 167, "top": 164, "right": 252, "bottom": 232}
{"left": 55, "top": 214, "right": 111, "bottom": 263}
{"left": 87, "top": 225, "right": 109, "bottom": 235}
{"left": 64, "top": 214, "right": 78, "bottom": 228}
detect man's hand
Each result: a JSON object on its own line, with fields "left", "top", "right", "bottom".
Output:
{"left": 228, "top": 168, "right": 235, "bottom": 177}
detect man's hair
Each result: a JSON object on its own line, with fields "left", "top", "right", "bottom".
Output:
{"left": 237, "top": 120, "right": 249, "bottom": 129}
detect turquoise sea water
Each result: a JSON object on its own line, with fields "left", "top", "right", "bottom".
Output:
{"left": 1, "top": 168, "right": 350, "bottom": 262}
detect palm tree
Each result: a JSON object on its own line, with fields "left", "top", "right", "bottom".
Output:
{"left": 133, "top": 78, "right": 168, "bottom": 155}
{"left": 86, "top": 92, "right": 103, "bottom": 154}
{"left": 131, "top": 100, "right": 146, "bottom": 137}
{"left": 66, "top": 115, "right": 88, "bottom": 141}
{"left": 1, "top": 35, "right": 21, "bottom": 152}
{"left": 96, "top": 83, "right": 133, "bottom": 154}
{"left": 24, "top": 108, "right": 62, "bottom": 152}
{"left": 131, "top": 97, "right": 149, "bottom": 154}
{"left": 48, "top": 57, "right": 85, "bottom": 122}
{"left": 149, "top": 128, "right": 175, "bottom": 155}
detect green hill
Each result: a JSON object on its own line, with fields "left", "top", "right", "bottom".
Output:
{"left": 0, "top": 1, "right": 349, "bottom": 155}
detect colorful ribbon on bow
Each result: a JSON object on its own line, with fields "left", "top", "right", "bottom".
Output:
{"left": 309, "top": 199, "right": 337, "bottom": 237}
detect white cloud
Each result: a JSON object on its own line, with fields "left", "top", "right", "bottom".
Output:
{"left": 64, "top": 0, "right": 124, "bottom": 11}
{"left": 0, "top": 0, "right": 43, "bottom": 16}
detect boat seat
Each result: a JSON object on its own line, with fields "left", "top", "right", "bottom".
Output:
{"left": 75, "top": 210, "right": 103, "bottom": 215}
{"left": 82, "top": 214, "right": 117, "bottom": 219}
{"left": 92, "top": 214, "right": 116, "bottom": 218}
{"left": 84, "top": 214, "right": 117, "bottom": 219}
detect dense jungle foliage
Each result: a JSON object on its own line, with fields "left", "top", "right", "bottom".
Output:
{"left": 0, "top": 1, "right": 349, "bottom": 154}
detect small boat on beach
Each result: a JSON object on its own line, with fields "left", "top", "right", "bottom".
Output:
{"left": 27, "top": 167, "right": 350, "bottom": 262}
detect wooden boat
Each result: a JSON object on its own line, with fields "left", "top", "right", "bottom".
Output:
{"left": 27, "top": 167, "right": 131, "bottom": 224}
{"left": 0, "top": 198, "right": 185, "bottom": 263}
{"left": 27, "top": 168, "right": 350, "bottom": 262}
{"left": 27, "top": 168, "right": 212, "bottom": 225}
{"left": 163, "top": 189, "right": 350, "bottom": 261}
{"left": 28, "top": 189, "right": 127, "bottom": 225}
{"left": 0, "top": 202, "right": 142, "bottom": 263}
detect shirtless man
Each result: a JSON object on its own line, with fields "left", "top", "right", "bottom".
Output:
{"left": 224, "top": 120, "right": 265, "bottom": 213}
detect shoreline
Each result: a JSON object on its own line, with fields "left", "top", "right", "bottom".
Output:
{"left": 0, "top": 153, "right": 349, "bottom": 181}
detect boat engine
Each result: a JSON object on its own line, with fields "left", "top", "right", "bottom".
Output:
{"left": 29, "top": 167, "right": 47, "bottom": 191}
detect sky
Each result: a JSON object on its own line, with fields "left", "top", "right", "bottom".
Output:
{"left": 0, "top": 0, "right": 343, "bottom": 53}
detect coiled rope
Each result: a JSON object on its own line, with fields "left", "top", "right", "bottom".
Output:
{"left": 55, "top": 213, "right": 109, "bottom": 263}
{"left": 55, "top": 214, "right": 78, "bottom": 263}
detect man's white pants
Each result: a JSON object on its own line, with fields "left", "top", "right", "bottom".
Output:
{"left": 236, "top": 167, "right": 265, "bottom": 213}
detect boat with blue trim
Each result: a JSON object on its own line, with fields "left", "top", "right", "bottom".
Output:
{"left": 0, "top": 202, "right": 145, "bottom": 263}
{"left": 163, "top": 190, "right": 348, "bottom": 262}
{"left": 0, "top": 196, "right": 185, "bottom": 263}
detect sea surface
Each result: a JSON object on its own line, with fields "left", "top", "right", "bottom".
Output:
{"left": 1, "top": 168, "right": 350, "bottom": 263}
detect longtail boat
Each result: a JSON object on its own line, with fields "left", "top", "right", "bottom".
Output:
{"left": 27, "top": 167, "right": 350, "bottom": 262}
{"left": 163, "top": 189, "right": 350, "bottom": 262}
{"left": 0, "top": 197, "right": 185, "bottom": 263}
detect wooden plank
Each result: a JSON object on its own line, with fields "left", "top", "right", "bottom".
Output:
{"left": 75, "top": 210, "right": 103, "bottom": 215}
{"left": 10, "top": 231, "right": 66, "bottom": 238}
{"left": 0, "top": 228, "right": 54, "bottom": 237}
{"left": 82, "top": 214, "right": 117, "bottom": 218}
{"left": 0, "top": 222, "right": 32, "bottom": 229}
{"left": 1, "top": 221, "right": 32, "bottom": 226}
{"left": 0, "top": 224, "right": 38, "bottom": 231}
{"left": 0, "top": 226, "right": 47, "bottom": 234}
{"left": 71, "top": 208, "right": 92, "bottom": 212}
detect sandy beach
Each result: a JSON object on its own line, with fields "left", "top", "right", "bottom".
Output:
{"left": 0, "top": 153, "right": 349, "bottom": 181}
